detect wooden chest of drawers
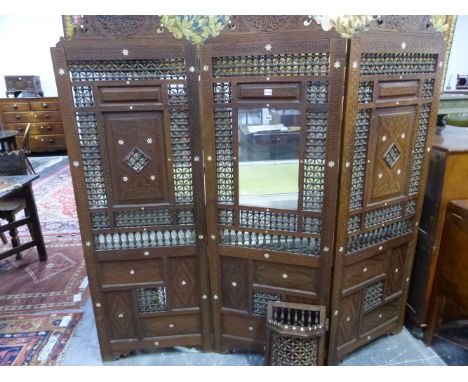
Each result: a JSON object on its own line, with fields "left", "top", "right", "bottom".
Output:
{"left": 0, "top": 97, "right": 66, "bottom": 152}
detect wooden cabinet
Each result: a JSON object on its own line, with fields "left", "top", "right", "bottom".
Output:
{"left": 51, "top": 15, "right": 445, "bottom": 364}
{"left": 406, "top": 126, "right": 468, "bottom": 339}
{"left": 425, "top": 200, "right": 468, "bottom": 344}
{"left": 0, "top": 97, "right": 66, "bottom": 152}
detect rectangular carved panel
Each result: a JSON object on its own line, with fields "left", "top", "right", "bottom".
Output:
{"left": 254, "top": 262, "right": 318, "bottom": 292}
{"left": 237, "top": 83, "right": 301, "bottom": 101}
{"left": 103, "top": 111, "right": 170, "bottom": 204}
{"left": 104, "top": 291, "right": 138, "bottom": 341}
{"left": 98, "top": 85, "right": 162, "bottom": 104}
{"left": 376, "top": 80, "right": 419, "bottom": 102}
{"left": 369, "top": 107, "right": 416, "bottom": 202}
{"left": 100, "top": 259, "right": 163, "bottom": 286}
{"left": 221, "top": 257, "right": 249, "bottom": 311}
{"left": 167, "top": 257, "right": 199, "bottom": 309}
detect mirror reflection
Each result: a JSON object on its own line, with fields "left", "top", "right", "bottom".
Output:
{"left": 238, "top": 107, "right": 301, "bottom": 209}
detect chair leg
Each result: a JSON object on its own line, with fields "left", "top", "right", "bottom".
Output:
{"left": 0, "top": 232, "right": 7, "bottom": 245}
{"left": 5, "top": 212, "right": 22, "bottom": 260}
{"left": 24, "top": 185, "right": 47, "bottom": 262}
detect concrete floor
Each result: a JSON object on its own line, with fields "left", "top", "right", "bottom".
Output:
{"left": 59, "top": 299, "right": 446, "bottom": 366}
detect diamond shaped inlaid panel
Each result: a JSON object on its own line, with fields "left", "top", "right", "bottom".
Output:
{"left": 168, "top": 257, "right": 198, "bottom": 309}
{"left": 383, "top": 143, "right": 401, "bottom": 168}
{"left": 124, "top": 147, "right": 151, "bottom": 173}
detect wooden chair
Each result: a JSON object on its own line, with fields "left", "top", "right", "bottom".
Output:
{"left": 0, "top": 123, "right": 45, "bottom": 261}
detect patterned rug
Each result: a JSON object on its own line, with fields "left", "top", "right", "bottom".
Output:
{"left": 0, "top": 236, "right": 89, "bottom": 314}
{"left": 29, "top": 163, "right": 80, "bottom": 237}
{"left": 0, "top": 312, "right": 82, "bottom": 365}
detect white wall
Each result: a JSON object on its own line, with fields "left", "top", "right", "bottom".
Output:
{"left": 444, "top": 16, "right": 468, "bottom": 90}
{"left": 0, "top": 15, "right": 64, "bottom": 97}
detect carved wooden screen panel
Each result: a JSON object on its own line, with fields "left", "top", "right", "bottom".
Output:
{"left": 328, "top": 16, "right": 446, "bottom": 364}
{"left": 200, "top": 16, "right": 346, "bottom": 353}
{"left": 51, "top": 18, "right": 211, "bottom": 360}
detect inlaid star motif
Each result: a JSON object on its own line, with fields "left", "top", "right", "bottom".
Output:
{"left": 122, "top": 49, "right": 129, "bottom": 56}
{"left": 352, "top": 61, "right": 358, "bottom": 69}
{"left": 73, "top": 161, "right": 80, "bottom": 167}
{"left": 334, "top": 61, "right": 341, "bottom": 69}
{"left": 328, "top": 161, "right": 335, "bottom": 168}
{"left": 58, "top": 68, "right": 65, "bottom": 76}
{"left": 265, "top": 44, "right": 272, "bottom": 51}
{"left": 146, "top": 138, "right": 153, "bottom": 144}
{"left": 401, "top": 42, "right": 407, "bottom": 49}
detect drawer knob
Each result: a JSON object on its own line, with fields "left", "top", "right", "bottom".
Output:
{"left": 12, "top": 104, "right": 17, "bottom": 109}
{"left": 42, "top": 103, "right": 48, "bottom": 108}
{"left": 248, "top": 326, "right": 254, "bottom": 331}
{"left": 181, "top": 280, "right": 187, "bottom": 286}
{"left": 169, "top": 323, "right": 175, "bottom": 328}
{"left": 129, "top": 269, "right": 135, "bottom": 275}
{"left": 363, "top": 267, "right": 368, "bottom": 273}
{"left": 231, "top": 281, "right": 237, "bottom": 287}
{"left": 15, "top": 114, "right": 20, "bottom": 119}
{"left": 282, "top": 273, "right": 288, "bottom": 279}
{"left": 48, "top": 139, "right": 55, "bottom": 143}
{"left": 117, "top": 313, "right": 124, "bottom": 318}
{"left": 45, "top": 115, "right": 50, "bottom": 119}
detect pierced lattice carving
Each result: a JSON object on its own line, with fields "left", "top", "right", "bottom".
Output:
{"left": 212, "top": 53, "right": 329, "bottom": 78}
{"left": 137, "top": 287, "right": 167, "bottom": 313}
{"left": 358, "top": 81, "right": 373, "bottom": 103}
{"left": 240, "top": 210, "right": 297, "bottom": 231}
{"left": 218, "top": 209, "right": 234, "bottom": 225}
{"left": 422, "top": 78, "right": 435, "bottom": 98}
{"left": 307, "top": 81, "right": 328, "bottom": 104}
{"left": 215, "top": 109, "right": 234, "bottom": 204}
{"left": 406, "top": 200, "right": 416, "bottom": 215}
{"left": 91, "top": 212, "right": 111, "bottom": 229}
{"left": 220, "top": 229, "right": 320, "bottom": 256}
{"left": 95, "top": 229, "right": 195, "bottom": 250}
{"left": 114, "top": 209, "right": 172, "bottom": 227}
{"left": 360, "top": 53, "right": 437, "bottom": 75}
{"left": 347, "top": 219, "right": 412, "bottom": 253}
{"left": 383, "top": 143, "right": 401, "bottom": 169}
{"left": 72, "top": 86, "right": 94, "bottom": 107}
{"left": 123, "top": 147, "right": 151, "bottom": 173}
{"left": 169, "top": 110, "right": 193, "bottom": 204}
{"left": 177, "top": 209, "right": 195, "bottom": 225}
{"left": 168, "top": 83, "right": 188, "bottom": 105}
{"left": 76, "top": 112, "right": 107, "bottom": 207}
{"left": 269, "top": 333, "right": 319, "bottom": 366}
{"left": 68, "top": 59, "right": 186, "bottom": 81}
{"left": 303, "top": 111, "right": 327, "bottom": 211}
{"left": 363, "top": 281, "right": 384, "bottom": 311}
{"left": 213, "top": 82, "right": 232, "bottom": 103}
{"left": 364, "top": 204, "right": 403, "bottom": 228}
{"left": 409, "top": 104, "right": 431, "bottom": 195}
{"left": 350, "top": 109, "right": 371, "bottom": 210}
{"left": 303, "top": 216, "right": 321, "bottom": 235}
{"left": 252, "top": 292, "right": 281, "bottom": 316}
{"left": 348, "top": 215, "right": 361, "bottom": 233}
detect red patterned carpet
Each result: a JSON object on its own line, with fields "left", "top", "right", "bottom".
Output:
{"left": 0, "top": 158, "right": 86, "bottom": 365}
{"left": 0, "top": 312, "right": 82, "bottom": 365}
{"left": 28, "top": 163, "right": 80, "bottom": 237}
{"left": 0, "top": 236, "right": 88, "bottom": 314}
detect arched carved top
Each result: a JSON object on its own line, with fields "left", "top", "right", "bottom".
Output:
{"left": 366, "top": 15, "right": 435, "bottom": 33}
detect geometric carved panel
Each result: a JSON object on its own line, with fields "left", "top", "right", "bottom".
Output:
{"left": 104, "top": 291, "right": 137, "bottom": 340}
{"left": 221, "top": 257, "right": 249, "bottom": 311}
{"left": 123, "top": 147, "right": 151, "bottom": 173}
{"left": 168, "top": 257, "right": 198, "bottom": 309}
{"left": 370, "top": 107, "right": 416, "bottom": 202}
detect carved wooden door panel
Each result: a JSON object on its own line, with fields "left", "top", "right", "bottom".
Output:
{"left": 328, "top": 18, "right": 446, "bottom": 364}
{"left": 200, "top": 16, "right": 347, "bottom": 353}
{"left": 52, "top": 36, "right": 211, "bottom": 360}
